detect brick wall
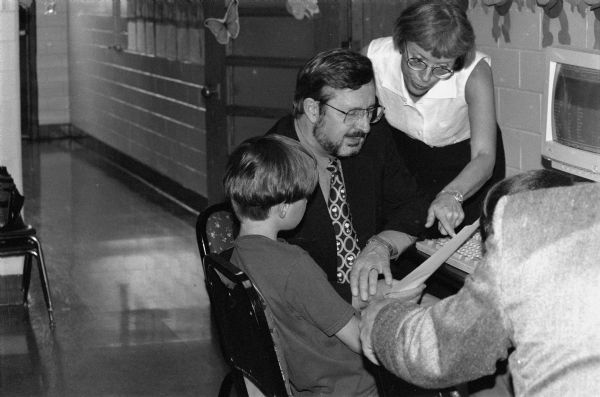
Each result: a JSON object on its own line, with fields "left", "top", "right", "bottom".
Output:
{"left": 468, "top": 1, "right": 598, "bottom": 176}
{"left": 67, "top": 0, "right": 207, "bottom": 197}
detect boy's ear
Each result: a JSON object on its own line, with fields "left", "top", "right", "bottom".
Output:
{"left": 303, "top": 98, "right": 320, "bottom": 123}
{"left": 277, "top": 203, "right": 289, "bottom": 219}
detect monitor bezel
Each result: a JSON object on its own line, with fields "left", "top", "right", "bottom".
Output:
{"left": 542, "top": 46, "right": 600, "bottom": 182}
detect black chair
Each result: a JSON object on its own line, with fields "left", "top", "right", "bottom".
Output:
{"left": 203, "top": 253, "right": 291, "bottom": 397}
{"left": 195, "top": 202, "right": 238, "bottom": 261}
{"left": 0, "top": 218, "right": 55, "bottom": 328}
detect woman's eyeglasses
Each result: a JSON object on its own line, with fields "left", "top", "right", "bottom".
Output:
{"left": 404, "top": 43, "right": 454, "bottom": 79}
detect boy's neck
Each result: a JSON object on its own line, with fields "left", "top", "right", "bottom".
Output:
{"left": 239, "top": 221, "right": 279, "bottom": 241}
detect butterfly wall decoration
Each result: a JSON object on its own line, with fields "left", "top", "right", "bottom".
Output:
{"left": 286, "top": 0, "right": 320, "bottom": 20}
{"left": 204, "top": 0, "right": 240, "bottom": 45}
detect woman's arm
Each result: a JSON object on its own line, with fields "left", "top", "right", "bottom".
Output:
{"left": 426, "top": 59, "right": 497, "bottom": 235}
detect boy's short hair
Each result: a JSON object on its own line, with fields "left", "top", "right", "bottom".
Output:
{"left": 223, "top": 135, "right": 318, "bottom": 221}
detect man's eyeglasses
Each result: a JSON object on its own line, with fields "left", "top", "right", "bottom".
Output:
{"left": 323, "top": 103, "right": 385, "bottom": 125}
{"left": 404, "top": 43, "right": 454, "bottom": 79}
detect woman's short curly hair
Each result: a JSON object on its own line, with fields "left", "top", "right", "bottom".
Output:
{"left": 393, "top": 0, "right": 475, "bottom": 71}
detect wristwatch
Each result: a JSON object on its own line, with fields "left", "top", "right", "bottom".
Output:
{"left": 367, "top": 235, "right": 400, "bottom": 260}
{"left": 440, "top": 190, "right": 464, "bottom": 203}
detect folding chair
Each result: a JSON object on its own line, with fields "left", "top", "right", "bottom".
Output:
{"left": 0, "top": 218, "right": 55, "bottom": 328}
{"left": 195, "top": 202, "right": 238, "bottom": 261}
{"left": 203, "top": 253, "right": 291, "bottom": 397}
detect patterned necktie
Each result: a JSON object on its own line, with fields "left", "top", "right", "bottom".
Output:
{"left": 326, "top": 159, "right": 361, "bottom": 284}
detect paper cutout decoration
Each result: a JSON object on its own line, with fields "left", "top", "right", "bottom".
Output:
{"left": 485, "top": 0, "right": 512, "bottom": 42}
{"left": 204, "top": 0, "right": 240, "bottom": 45}
{"left": 286, "top": 0, "right": 320, "bottom": 20}
{"left": 584, "top": 0, "right": 600, "bottom": 10}
{"left": 539, "top": 0, "right": 570, "bottom": 47}
{"left": 536, "top": 0, "right": 560, "bottom": 8}
{"left": 482, "top": 0, "right": 509, "bottom": 6}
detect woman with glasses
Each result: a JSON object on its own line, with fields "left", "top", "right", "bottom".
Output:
{"left": 364, "top": 0, "right": 505, "bottom": 238}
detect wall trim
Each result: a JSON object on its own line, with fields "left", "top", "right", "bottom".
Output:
{"left": 35, "top": 124, "right": 83, "bottom": 140}
{"left": 70, "top": 125, "right": 207, "bottom": 214}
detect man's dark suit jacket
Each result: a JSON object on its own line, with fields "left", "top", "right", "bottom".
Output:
{"left": 267, "top": 115, "right": 428, "bottom": 301}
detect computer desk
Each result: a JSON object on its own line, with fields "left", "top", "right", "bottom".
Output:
{"left": 396, "top": 246, "right": 468, "bottom": 299}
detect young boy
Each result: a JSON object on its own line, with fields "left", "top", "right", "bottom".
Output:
{"left": 223, "top": 135, "right": 379, "bottom": 396}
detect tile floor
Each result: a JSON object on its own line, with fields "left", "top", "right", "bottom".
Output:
{"left": 0, "top": 139, "right": 228, "bottom": 396}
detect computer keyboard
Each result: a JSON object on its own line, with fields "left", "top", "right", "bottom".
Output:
{"left": 416, "top": 229, "right": 483, "bottom": 275}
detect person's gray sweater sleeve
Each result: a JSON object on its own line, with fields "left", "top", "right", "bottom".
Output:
{"left": 371, "top": 263, "right": 512, "bottom": 389}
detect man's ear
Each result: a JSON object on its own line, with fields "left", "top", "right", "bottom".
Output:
{"left": 303, "top": 98, "right": 320, "bottom": 123}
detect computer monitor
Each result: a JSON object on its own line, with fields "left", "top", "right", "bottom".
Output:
{"left": 542, "top": 47, "right": 600, "bottom": 182}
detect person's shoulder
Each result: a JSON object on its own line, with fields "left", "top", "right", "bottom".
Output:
{"left": 366, "top": 36, "right": 394, "bottom": 56}
{"left": 362, "top": 119, "right": 395, "bottom": 151}
{"left": 474, "top": 50, "right": 491, "bottom": 63}
{"left": 277, "top": 240, "right": 326, "bottom": 272}
{"left": 265, "top": 114, "right": 296, "bottom": 139}
{"left": 341, "top": 122, "right": 397, "bottom": 174}
{"left": 234, "top": 236, "right": 305, "bottom": 274}
{"left": 463, "top": 51, "right": 491, "bottom": 73}
{"left": 277, "top": 239, "right": 316, "bottom": 260}
{"left": 234, "top": 234, "right": 285, "bottom": 254}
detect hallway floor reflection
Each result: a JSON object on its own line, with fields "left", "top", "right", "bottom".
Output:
{"left": 0, "top": 139, "right": 227, "bottom": 396}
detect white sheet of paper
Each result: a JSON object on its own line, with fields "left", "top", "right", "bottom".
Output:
{"left": 396, "top": 219, "right": 480, "bottom": 291}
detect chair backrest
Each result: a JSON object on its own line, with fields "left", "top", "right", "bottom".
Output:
{"left": 195, "top": 202, "right": 238, "bottom": 260}
{"left": 203, "top": 253, "right": 291, "bottom": 397}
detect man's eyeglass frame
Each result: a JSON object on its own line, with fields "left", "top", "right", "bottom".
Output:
{"left": 404, "top": 43, "right": 455, "bottom": 79}
{"left": 322, "top": 103, "right": 385, "bottom": 125}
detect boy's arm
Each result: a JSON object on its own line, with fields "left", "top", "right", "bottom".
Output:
{"left": 335, "top": 315, "right": 362, "bottom": 354}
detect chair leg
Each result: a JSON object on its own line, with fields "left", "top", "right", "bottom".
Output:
{"left": 22, "top": 254, "right": 33, "bottom": 305}
{"left": 30, "top": 236, "right": 55, "bottom": 328}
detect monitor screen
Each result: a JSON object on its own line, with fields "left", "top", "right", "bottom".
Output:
{"left": 543, "top": 47, "right": 600, "bottom": 182}
{"left": 553, "top": 64, "right": 600, "bottom": 155}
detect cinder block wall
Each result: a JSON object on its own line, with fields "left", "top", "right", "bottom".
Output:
{"left": 66, "top": 1, "right": 207, "bottom": 197}
{"left": 468, "top": 1, "right": 598, "bottom": 176}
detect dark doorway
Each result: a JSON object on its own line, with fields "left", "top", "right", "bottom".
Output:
{"left": 20, "top": 2, "right": 39, "bottom": 140}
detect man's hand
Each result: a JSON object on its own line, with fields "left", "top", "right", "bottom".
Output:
{"left": 425, "top": 193, "right": 465, "bottom": 236}
{"left": 359, "top": 285, "right": 425, "bottom": 365}
{"left": 350, "top": 242, "right": 392, "bottom": 302}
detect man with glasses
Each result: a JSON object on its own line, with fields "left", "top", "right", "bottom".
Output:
{"left": 267, "top": 48, "right": 432, "bottom": 305}
{"left": 365, "top": 0, "right": 505, "bottom": 239}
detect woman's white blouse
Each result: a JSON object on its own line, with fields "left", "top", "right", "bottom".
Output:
{"left": 367, "top": 37, "right": 490, "bottom": 147}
